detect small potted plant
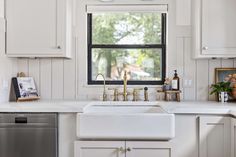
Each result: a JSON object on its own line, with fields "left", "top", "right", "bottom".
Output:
{"left": 210, "top": 82, "right": 232, "bottom": 102}
{"left": 163, "top": 78, "right": 171, "bottom": 91}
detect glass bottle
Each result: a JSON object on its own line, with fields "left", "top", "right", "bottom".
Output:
{"left": 172, "top": 70, "right": 180, "bottom": 90}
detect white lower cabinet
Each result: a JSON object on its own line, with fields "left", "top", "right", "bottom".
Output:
{"left": 126, "top": 141, "right": 172, "bottom": 157}
{"left": 231, "top": 118, "right": 236, "bottom": 157}
{"left": 74, "top": 115, "right": 236, "bottom": 157}
{"left": 199, "top": 116, "right": 231, "bottom": 157}
{"left": 74, "top": 141, "right": 125, "bottom": 157}
{"left": 75, "top": 141, "right": 172, "bottom": 157}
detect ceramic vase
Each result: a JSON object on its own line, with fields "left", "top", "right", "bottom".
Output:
{"left": 219, "top": 92, "right": 228, "bottom": 103}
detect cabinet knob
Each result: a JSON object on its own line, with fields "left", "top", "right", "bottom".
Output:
{"left": 57, "top": 46, "right": 61, "bottom": 49}
{"left": 118, "top": 147, "right": 125, "bottom": 152}
{"left": 202, "top": 46, "right": 208, "bottom": 50}
{"left": 126, "top": 147, "right": 131, "bottom": 152}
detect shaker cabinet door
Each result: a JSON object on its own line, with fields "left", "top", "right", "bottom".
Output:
{"left": 5, "top": 0, "right": 72, "bottom": 57}
{"left": 199, "top": 116, "right": 231, "bottom": 157}
{"left": 74, "top": 141, "right": 125, "bottom": 157}
{"left": 231, "top": 118, "right": 236, "bottom": 157}
{"left": 192, "top": 0, "right": 236, "bottom": 58}
{"left": 126, "top": 141, "right": 172, "bottom": 157}
{"left": 201, "top": 0, "right": 236, "bottom": 56}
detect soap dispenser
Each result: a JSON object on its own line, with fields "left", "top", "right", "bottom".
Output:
{"left": 172, "top": 70, "right": 180, "bottom": 90}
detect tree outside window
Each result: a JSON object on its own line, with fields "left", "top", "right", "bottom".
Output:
{"left": 88, "top": 12, "right": 166, "bottom": 85}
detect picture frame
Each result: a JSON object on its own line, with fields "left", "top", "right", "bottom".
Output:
{"left": 11, "top": 77, "right": 40, "bottom": 102}
{"left": 215, "top": 68, "right": 236, "bottom": 101}
{"left": 215, "top": 68, "right": 236, "bottom": 83}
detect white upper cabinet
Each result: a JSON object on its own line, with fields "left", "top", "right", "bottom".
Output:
{"left": 192, "top": 0, "right": 236, "bottom": 59}
{"left": 5, "top": 0, "right": 72, "bottom": 58}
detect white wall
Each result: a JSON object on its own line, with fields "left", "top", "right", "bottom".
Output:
{"left": 0, "top": 0, "right": 17, "bottom": 102}
{"left": 0, "top": 0, "right": 235, "bottom": 101}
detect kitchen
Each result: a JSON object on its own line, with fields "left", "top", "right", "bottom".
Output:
{"left": 0, "top": 0, "right": 236, "bottom": 157}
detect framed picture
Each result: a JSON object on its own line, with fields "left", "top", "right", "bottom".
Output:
{"left": 215, "top": 68, "right": 236, "bottom": 101}
{"left": 215, "top": 68, "right": 236, "bottom": 83}
{"left": 11, "top": 77, "right": 40, "bottom": 102}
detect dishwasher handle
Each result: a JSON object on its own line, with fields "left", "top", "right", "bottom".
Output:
{"left": 15, "top": 117, "right": 27, "bottom": 123}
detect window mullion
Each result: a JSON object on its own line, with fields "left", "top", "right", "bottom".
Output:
{"left": 161, "top": 13, "right": 167, "bottom": 45}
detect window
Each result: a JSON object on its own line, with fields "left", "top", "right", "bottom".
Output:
{"left": 87, "top": 5, "right": 167, "bottom": 85}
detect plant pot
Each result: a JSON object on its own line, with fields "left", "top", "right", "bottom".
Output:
{"left": 218, "top": 92, "right": 228, "bottom": 103}
{"left": 163, "top": 85, "right": 171, "bottom": 91}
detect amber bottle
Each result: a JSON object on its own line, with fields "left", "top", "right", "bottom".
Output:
{"left": 172, "top": 70, "right": 180, "bottom": 90}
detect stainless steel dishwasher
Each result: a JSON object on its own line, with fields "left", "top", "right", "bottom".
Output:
{"left": 0, "top": 113, "right": 58, "bottom": 157}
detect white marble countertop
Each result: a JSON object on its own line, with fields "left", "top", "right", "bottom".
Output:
{"left": 0, "top": 100, "right": 235, "bottom": 115}
{"left": 0, "top": 100, "right": 89, "bottom": 113}
{"left": 160, "top": 101, "right": 234, "bottom": 115}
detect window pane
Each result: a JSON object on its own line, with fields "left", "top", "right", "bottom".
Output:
{"left": 91, "top": 48, "right": 162, "bottom": 81}
{"left": 92, "top": 13, "right": 162, "bottom": 45}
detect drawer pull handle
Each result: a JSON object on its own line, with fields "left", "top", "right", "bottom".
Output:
{"left": 15, "top": 117, "right": 27, "bottom": 123}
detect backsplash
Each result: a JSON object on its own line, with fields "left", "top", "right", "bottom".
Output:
{"left": 1, "top": 26, "right": 236, "bottom": 101}
{"left": 8, "top": 38, "right": 236, "bottom": 101}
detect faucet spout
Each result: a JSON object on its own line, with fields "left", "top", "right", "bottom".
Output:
{"left": 95, "top": 73, "right": 107, "bottom": 101}
{"left": 123, "top": 71, "right": 128, "bottom": 101}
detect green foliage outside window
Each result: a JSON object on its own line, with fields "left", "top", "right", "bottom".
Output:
{"left": 89, "top": 12, "right": 165, "bottom": 82}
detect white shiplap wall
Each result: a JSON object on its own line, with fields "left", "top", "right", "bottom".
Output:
{"left": 16, "top": 58, "right": 77, "bottom": 100}
{"left": 15, "top": 36, "right": 236, "bottom": 101}
{"left": 1, "top": 0, "right": 236, "bottom": 101}
{"left": 0, "top": 0, "right": 17, "bottom": 102}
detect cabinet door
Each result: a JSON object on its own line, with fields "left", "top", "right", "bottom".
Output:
{"left": 199, "top": 116, "right": 231, "bottom": 157}
{"left": 231, "top": 118, "right": 236, "bottom": 157}
{"left": 126, "top": 141, "right": 172, "bottom": 157}
{"left": 5, "top": 0, "right": 69, "bottom": 57}
{"left": 202, "top": 0, "right": 236, "bottom": 56}
{"left": 74, "top": 141, "right": 125, "bottom": 157}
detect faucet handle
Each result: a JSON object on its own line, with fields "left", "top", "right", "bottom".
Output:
{"left": 118, "top": 90, "right": 132, "bottom": 101}
{"left": 144, "top": 87, "right": 149, "bottom": 101}
{"left": 108, "top": 88, "right": 119, "bottom": 101}
{"left": 132, "top": 88, "right": 143, "bottom": 101}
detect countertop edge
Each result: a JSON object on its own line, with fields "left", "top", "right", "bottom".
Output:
{"left": 0, "top": 101, "right": 235, "bottom": 116}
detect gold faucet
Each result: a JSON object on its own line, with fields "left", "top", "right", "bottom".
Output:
{"left": 122, "top": 71, "right": 129, "bottom": 101}
{"left": 95, "top": 73, "right": 107, "bottom": 101}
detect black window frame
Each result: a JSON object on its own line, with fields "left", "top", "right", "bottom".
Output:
{"left": 87, "top": 13, "right": 167, "bottom": 85}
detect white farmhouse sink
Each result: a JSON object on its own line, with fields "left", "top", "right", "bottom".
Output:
{"left": 77, "top": 102, "right": 175, "bottom": 140}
